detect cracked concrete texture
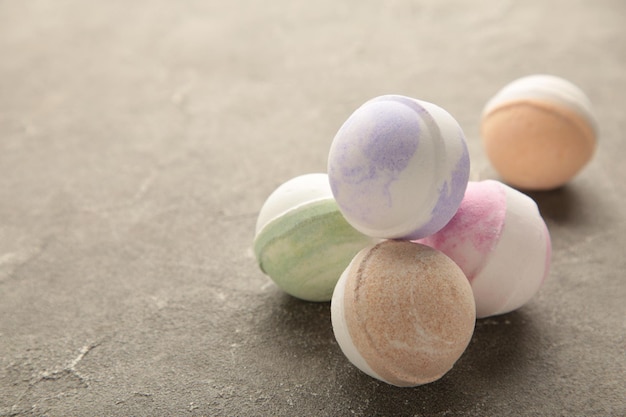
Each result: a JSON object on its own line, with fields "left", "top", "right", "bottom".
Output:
{"left": 1, "top": 0, "right": 625, "bottom": 416}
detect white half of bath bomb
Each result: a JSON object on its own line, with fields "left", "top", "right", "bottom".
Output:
{"left": 255, "top": 173, "right": 332, "bottom": 235}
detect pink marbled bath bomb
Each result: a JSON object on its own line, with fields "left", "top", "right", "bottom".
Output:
{"left": 417, "top": 180, "right": 551, "bottom": 318}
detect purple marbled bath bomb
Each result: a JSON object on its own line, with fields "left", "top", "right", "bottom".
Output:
{"left": 327, "top": 95, "right": 470, "bottom": 240}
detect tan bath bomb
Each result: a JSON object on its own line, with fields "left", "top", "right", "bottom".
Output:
{"left": 331, "top": 240, "right": 476, "bottom": 387}
{"left": 481, "top": 74, "right": 597, "bottom": 190}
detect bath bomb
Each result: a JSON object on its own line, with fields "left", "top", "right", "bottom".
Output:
{"left": 417, "top": 180, "right": 551, "bottom": 318}
{"left": 328, "top": 95, "right": 470, "bottom": 240}
{"left": 331, "top": 240, "right": 476, "bottom": 387}
{"left": 482, "top": 74, "right": 598, "bottom": 190}
{"left": 254, "top": 173, "right": 375, "bottom": 302}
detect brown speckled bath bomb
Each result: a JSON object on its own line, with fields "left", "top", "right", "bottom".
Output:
{"left": 331, "top": 240, "right": 476, "bottom": 387}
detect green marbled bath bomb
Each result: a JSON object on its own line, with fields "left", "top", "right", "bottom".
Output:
{"left": 254, "top": 199, "right": 374, "bottom": 302}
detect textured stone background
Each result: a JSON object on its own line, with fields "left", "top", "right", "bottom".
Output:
{"left": 1, "top": 1, "right": 624, "bottom": 416}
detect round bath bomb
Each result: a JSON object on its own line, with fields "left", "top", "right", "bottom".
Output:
{"left": 331, "top": 240, "right": 476, "bottom": 387}
{"left": 417, "top": 180, "right": 551, "bottom": 318}
{"left": 481, "top": 74, "right": 598, "bottom": 190}
{"left": 254, "top": 173, "right": 375, "bottom": 302}
{"left": 328, "top": 95, "right": 470, "bottom": 240}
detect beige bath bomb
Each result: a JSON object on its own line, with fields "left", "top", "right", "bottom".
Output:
{"left": 331, "top": 240, "right": 476, "bottom": 387}
{"left": 481, "top": 74, "right": 597, "bottom": 190}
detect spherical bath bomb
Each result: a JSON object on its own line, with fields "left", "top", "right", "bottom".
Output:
{"left": 417, "top": 180, "right": 551, "bottom": 318}
{"left": 481, "top": 74, "right": 598, "bottom": 190}
{"left": 328, "top": 95, "right": 470, "bottom": 240}
{"left": 254, "top": 173, "right": 375, "bottom": 302}
{"left": 331, "top": 240, "right": 476, "bottom": 387}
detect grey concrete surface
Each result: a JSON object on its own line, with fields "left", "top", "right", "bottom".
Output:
{"left": 1, "top": 1, "right": 625, "bottom": 416}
